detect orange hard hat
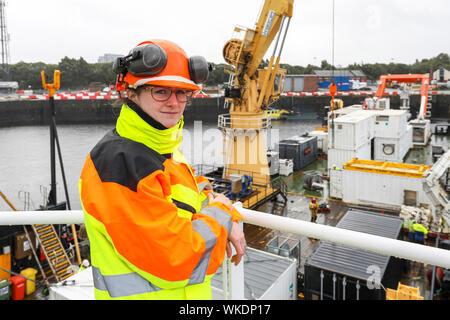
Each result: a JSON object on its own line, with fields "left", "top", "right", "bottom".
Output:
{"left": 116, "top": 39, "right": 208, "bottom": 91}
{"left": 311, "top": 198, "right": 316, "bottom": 203}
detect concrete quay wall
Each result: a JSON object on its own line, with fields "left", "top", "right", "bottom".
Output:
{"left": 0, "top": 94, "right": 448, "bottom": 128}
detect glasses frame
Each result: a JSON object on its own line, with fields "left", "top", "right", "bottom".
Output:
{"left": 143, "top": 85, "right": 194, "bottom": 103}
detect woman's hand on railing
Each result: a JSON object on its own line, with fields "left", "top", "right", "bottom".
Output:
{"left": 226, "top": 221, "right": 246, "bottom": 266}
{"left": 208, "top": 192, "right": 246, "bottom": 266}
{"left": 208, "top": 192, "right": 233, "bottom": 207}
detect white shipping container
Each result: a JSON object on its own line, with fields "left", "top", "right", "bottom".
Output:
{"left": 328, "top": 112, "right": 375, "bottom": 150}
{"left": 329, "top": 168, "right": 343, "bottom": 199}
{"left": 308, "top": 131, "right": 328, "bottom": 154}
{"left": 327, "top": 140, "right": 372, "bottom": 169}
{"left": 327, "top": 105, "right": 362, "bottom": 119}
{"left": 374, "top": 126, "right": 412, "bottom": 162}
{"left": 341, "top": 169, "right": 432, "bottom": 210}
{"left": 369, "top": 109, "right": 409, "bottom": 139}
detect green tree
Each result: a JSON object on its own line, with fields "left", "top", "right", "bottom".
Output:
{"left": 7, "top": 52, "right": 450, "bottom": 90}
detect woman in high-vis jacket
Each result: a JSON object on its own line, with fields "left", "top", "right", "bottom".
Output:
{"left": 79, "top": 39, "right": 246, "bottom": 300}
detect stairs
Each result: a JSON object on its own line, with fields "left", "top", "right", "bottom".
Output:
{"left": 426, "top": 91, "right": 432, "bottom": 119}
{"left": 32, "top": 224, "right": 74, "bottom": 282}
{"left": 271, "top": 191, "right": 288, "bottom": 216}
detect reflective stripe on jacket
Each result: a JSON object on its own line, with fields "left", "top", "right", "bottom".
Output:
{"left": 80, "top": 103, "right": 242, "bottom": 299}
{"left": 408, "top": 219, "right": 415, "bottom": 232}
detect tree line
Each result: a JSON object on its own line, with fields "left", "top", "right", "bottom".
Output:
{"left": 4, "top": 53, "right": 450, "bottom": 90}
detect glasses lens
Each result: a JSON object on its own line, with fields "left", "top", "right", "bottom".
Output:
{"left": 150, "top": 87, "right": 171, "bottom": 101}
{"left": 176, "top": 90, "right": 193, "bottom": 102}
{"left": 149, "top": 86, "right": 193, "bottom": 103}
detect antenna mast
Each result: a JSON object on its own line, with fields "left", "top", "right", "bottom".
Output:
{"left": 0, "top": 0, "right": 9, "bottom": 80}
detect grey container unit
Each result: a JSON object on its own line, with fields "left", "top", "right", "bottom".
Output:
{"left": 277, "top": 135, "right": 318, "bottom": 171}
{"left": 211, "top": 247, "right": 297, "bottom": 300}
{"left": 304, "top": 209, "right": 405, "bottom": 300}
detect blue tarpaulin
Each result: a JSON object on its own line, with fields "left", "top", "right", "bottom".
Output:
{"left": 318, "top": 76, "right": 350, "bottom": 91}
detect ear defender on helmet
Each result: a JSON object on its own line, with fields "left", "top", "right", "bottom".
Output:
{"left": 127, "top": 44, "right": 168, "bottom": 76}
{"left": 112, "top": 44, "right": 167, "bottom": 77}
{"left": 113, "top": 41, "right": 210, "bottom": 90}
{"left": 188, "top": 56, "right": 209, "bottom": 84}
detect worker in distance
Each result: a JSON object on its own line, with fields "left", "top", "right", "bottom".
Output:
{"left": 79, "top": 39, "right": 246, "bottom": 300}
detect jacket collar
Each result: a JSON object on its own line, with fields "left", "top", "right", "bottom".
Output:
{"left": 115, "top": 102, "right": 184, "bottom": 155}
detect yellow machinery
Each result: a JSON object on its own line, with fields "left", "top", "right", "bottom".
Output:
{"left": 386, "top": 282, "right": 424, "bottom": 300}
{"left": 41, "top": 70, "right": 82, "bottom": 267}
{"left": 220, "top": 0, "right": 294, "bottom": 190}
{"left": 40, "top": 70, "right": 60, "bottom": 98}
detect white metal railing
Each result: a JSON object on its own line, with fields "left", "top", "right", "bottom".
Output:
{"left": 1, "top": 205, "right": 449, "bottom": 269}
{"left": 234, "top": 203, "right": 450, "bottom": 269}
{"left": 217, "top": 114, "right": 271, "bottom": 131}
{"left": 3, "top": 205, "right": 450, "bottom": 301}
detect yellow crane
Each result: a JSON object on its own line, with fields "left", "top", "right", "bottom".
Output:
{"left": 220, "top": 0, "right": 294, "bottom": 190}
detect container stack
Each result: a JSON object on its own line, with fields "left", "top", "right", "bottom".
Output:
{"left": 327, "top": 111, "right": 375, "bottom": 169}
{"left": 370, "top": 109, "right": 412, "bottom": 163}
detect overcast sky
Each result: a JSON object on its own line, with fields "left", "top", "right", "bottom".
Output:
{"left": 6, "top": 0, "right": 450, "bottom": 67}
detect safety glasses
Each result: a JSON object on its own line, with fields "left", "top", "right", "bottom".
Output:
{"left": 144, "top": 86, "right": 194, "bottom": 103}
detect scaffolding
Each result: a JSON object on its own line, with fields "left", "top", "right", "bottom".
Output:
{"left": 0, "top": 0, "right": 9, "bottom": 80}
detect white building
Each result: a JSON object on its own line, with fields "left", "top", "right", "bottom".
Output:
{"left": 432, "top": 68, "right": 450, "bottom": 82}
{"left": 0, "top": 81, "right": 18, "bottom": 94}
{"left": 97, "top": 53, "right": 123, "bottom": 63}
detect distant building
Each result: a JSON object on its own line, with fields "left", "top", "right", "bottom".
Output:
{"left": 97, "top": 53, "right": 123, "bottom": 63}
{"left": 312, "top": 70, "right": 367, "bottom": 82}
{"left": 432, "top": 67, "right": 450, "bottom": 82}
{"left": 284, "top": 74, "right": 318, "bottom": 92}
{"left": 0, "top": 81, "right": 18, "bottom": 94}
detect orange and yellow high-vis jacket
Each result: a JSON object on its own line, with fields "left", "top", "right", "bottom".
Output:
{"left": 79, "top": 102, "right": 242, "bottom": 299}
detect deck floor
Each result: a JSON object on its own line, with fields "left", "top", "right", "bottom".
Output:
{"left": 243, "top": 181, "right": 443, "bottom": 300}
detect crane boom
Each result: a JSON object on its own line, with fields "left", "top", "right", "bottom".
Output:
{"left": 223, "top": 0, "right": 294, "bottom": 113}
{"left": 241, "top": 0, "right": 293, "bottom": 78}
{"left": 219, "top": 0, "right": 294, "bottom": 191}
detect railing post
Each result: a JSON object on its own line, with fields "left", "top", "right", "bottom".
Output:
{"left": 320, "top": 270, "right": 324, "bottom": 300}
{"left": 221, "top": 221, "right": 245, "bottom": 300}
{"left": 342, "top": 276, "right": 347, "bottom": 300}
{"left": 332, "top": 273, "right": 336, "bottom": 300}
{"left": 221, "top": 256, "right": 229, "bottom": 300}
{"left": 230, "top": 221, "right": 245, "bottom": 299}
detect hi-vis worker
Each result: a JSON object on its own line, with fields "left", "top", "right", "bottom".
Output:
{"left": 309, "top": 198, "right": 319, "bottom": 223}
{"left": 79, "top": 40, "right": 246, "bottom": 300}
{"left": 412, "top": 220, "right": 428, "bottom": 244}
{"left": 407, "top": 219, "right": 416, "bottom": 242}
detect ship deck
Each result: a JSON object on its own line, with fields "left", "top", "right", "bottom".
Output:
{"left": 242, "top": 134, "right": 449, "bottom": 300}
{"left": 24, "top": 130, "right": 450, "bottom": 300}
